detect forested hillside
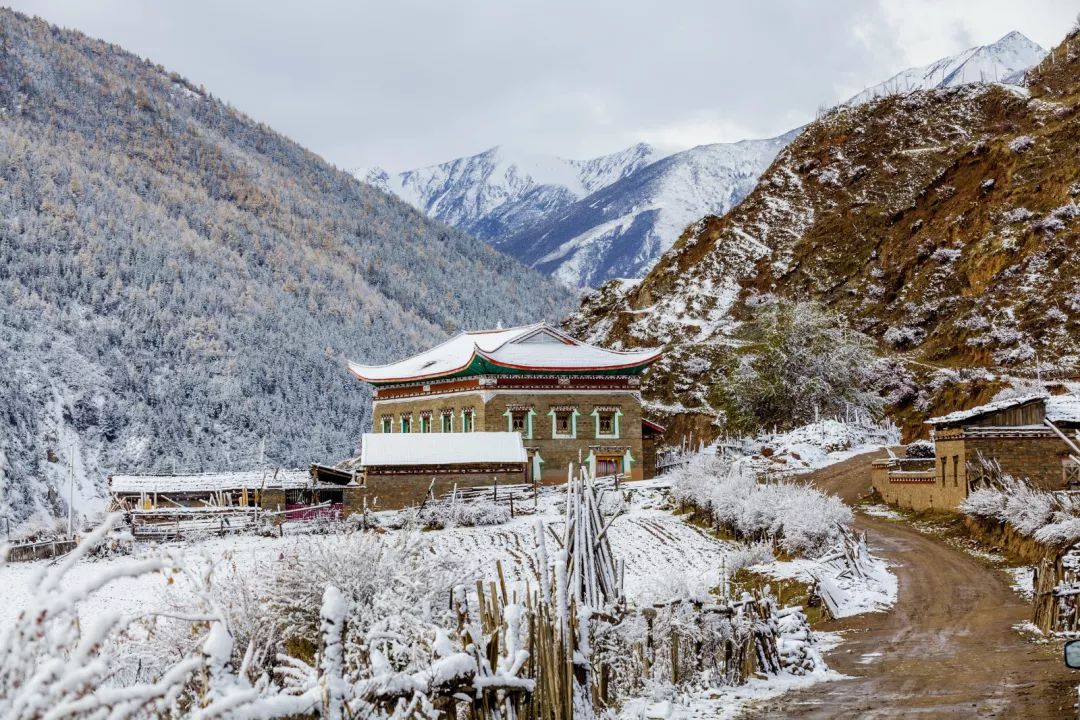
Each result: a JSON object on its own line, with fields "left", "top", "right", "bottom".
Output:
{"left": 0, "top": 10, "right": 573, "bottom": 525}
{"left": 570, "top": 27, "right": 1080, "bottom": 441}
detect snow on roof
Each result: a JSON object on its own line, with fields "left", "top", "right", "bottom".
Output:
{"left": 360, "top": 432, "right": 527, "bottom": 467}
{"left": 348, "top": 322, "right": 660, "bottom": 383}
{"left": 925, "top": 394, "right": 1046, "bottom": 426}
{"left": 109, "top": 470, "right": 316, "bottom": 494}
{"left": 1047, "top": 394, "right": 1080, "bottom": 424}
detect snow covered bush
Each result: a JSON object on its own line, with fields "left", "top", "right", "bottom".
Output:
{"left": 1002, "top": 207, "right": 1034, "bottom": 223}
{"left": 263, "top": 531, "right": 461, "bottom": 655}
{"left": 0, "top": 515, "right": 209, "bottom": 719}
{"left": 961, "top": 478, "right": 1080, "bottom": 546}
{"left": 419, "top": 495, "right": 511, "bottom": 529}
{"left": 930, "top": 247, "right": 962, "bottom": 263}
{"left": 729, "top": 300, "right": 884, "bottom": 432}
{"left": 883, "top": 324, "right": 925, "bottom": 349}
{"left": 1008, "top": 135, "right": 1034, "bottom": 153}
{"left": 669, "top": 454, "right": 852, "bottom": 556}
{"left": 905, "top": 440, "right": 935, "bottom": 458}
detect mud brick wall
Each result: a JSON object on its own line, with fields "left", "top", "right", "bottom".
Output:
{"left": 348, "top": 468, "right": 528, "bottom": 513}
{"left": 259, "top": 488, "right": 286, "bottom": 514}
{"left": 482, "top": 391, "right": 644, "bottom": 484}
{"left": 963, "top": 436, "right": 1069, "bottom": 490}
{"left": 872, "top": 462, "right": 965, "bottom": 512}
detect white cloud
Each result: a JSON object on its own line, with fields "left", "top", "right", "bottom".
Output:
{"left": 6, "top": 0, "right": 1075, "bottom": 170}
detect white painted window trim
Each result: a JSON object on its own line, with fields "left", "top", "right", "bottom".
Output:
{"left": 549, "top": 408, "right": 579, "bottom": 439}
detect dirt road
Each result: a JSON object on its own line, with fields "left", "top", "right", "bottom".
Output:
{"left": 743, "top": 450, "right": 1078, "bottom": 719}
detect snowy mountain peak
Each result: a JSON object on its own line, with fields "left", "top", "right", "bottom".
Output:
{"left": 846, "top": 30, "right": 1046, "bottom": 105}
{"left": 354, "top": 143, "right": 663, "bottom": 243}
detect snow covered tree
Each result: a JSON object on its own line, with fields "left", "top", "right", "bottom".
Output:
{"left": 728, "top": 300, "right": 884, "bottom": 431}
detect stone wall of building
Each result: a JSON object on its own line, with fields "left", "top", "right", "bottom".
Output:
{"left": 871, "top": 462, "right": 946, "bottom": 511}
{"left": 371, "top": 389, "right": 646, "bottom": 484}
{"left": 372, "top": 391, "right": 487, "bottom": 434}
{"left": 348, "top": 468, "right": 527, "bottom": 513}
{"left": 482, "top": 391, "right": 644, "bottom": 484}
{"left": 963, "top": 435, "right": 1070, "bottom": 490}
{"left": 873, "top": 433, "right": 1074, "bottom": 512}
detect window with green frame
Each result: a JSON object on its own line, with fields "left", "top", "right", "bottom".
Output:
{"left": 462, "top": 409, "right": 474, "bottom": 432}
{"left": 380, "top": 415, "right": 392, "bottom": 433}
{"left": 419, "top": 414, "right": 432, "bottom": 433}
{"left": 441, "top": 412, "right": 453, "bottom": 432}
{"left": 400, "top": 414, "right": 412, "bottom": 433}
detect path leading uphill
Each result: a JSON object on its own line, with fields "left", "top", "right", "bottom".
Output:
{"left": 742, "top": 450, "right": 1077, "bottom": 719}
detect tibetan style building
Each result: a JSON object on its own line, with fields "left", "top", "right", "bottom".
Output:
{"left": 348, "top": 322, "right": 663, "bottom": 485}
{"left": 872, "top": 393, "right": 1080, "bottom": 511}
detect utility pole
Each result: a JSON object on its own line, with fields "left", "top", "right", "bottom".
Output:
{"left": 67, "top": 441, "right": 74, "bottom": 539}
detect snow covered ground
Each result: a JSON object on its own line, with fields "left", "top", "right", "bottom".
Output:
{"left": 0, "top": 431, "right": 900, "bottom": 716}
{"left": 753, "top": 554, "right": 898, "bottom": 619}
{"left": 725, "top": 418, "right": 899, "bottom": 479}
{"left": 0, "top": 481, "right": 735, "bottom": 630}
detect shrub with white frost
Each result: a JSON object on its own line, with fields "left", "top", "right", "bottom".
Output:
{"left": 419, "top": 495, "right": 512, "bottom": 529}
{"left": 1008, "top": 135, "right": 1034, "bottom": 153}
{"left": 961, "top": 478, "right": 1080, "bottom": 546}
{"left": 264, "top": 531, "right": 463, "bottom": 657}
{"left": 669, "top": 454, "right": 852, "bottom": 556}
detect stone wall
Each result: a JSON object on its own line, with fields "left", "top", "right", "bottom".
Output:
{"left": 964, "top": 435, "right": 1069, "bottom": 490}
{"left": 371, "top": 389, "right": 646, "bottom": 484}
{"left": 483, "top": 391, "right": 644, "bottom": 484}
{"left": 348, "top": 469, "right": 527, "bottom": 513}
{"left": 870, "top": 461, "right": 965, "bottom": 511}
{"left": 873, "top": 433, "right": 1075, "bottom": 512}
{"left": 372, "top": 391, "right": 487, "bottom": 434}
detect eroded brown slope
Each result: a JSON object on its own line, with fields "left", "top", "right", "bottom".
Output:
{"left": 570, "top": 30, "right": 1080, "bottom": 439}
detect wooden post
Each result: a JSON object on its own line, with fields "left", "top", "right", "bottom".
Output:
{"left": 671, "top": 632, "right": 680, "bottom": 685}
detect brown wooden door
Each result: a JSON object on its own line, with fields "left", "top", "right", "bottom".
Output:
{"left": 596, "top": 456, "right": 619, "bottom": 477}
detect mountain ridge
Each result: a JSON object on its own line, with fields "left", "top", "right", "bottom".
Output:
{"left": 364, "top": 31, "right": 1045, "bottom": 289}
{"left": 846, "top": 30, "right": 1045, "bottom": 106}
{"left": 0, "top": 9, "right": 573, "bottom": 526}
{"left": 568, "top": 26, "right": 1080, "bottom": 441}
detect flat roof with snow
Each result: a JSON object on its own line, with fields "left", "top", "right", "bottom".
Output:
{"left": 109, "top": 470, "right": 320, "bottom": 495}
{"left": 359, "top": 432, "right": 527, "bottom": 467}
{"left": 926, "top": 393, "right": 1080, "bottom": 427}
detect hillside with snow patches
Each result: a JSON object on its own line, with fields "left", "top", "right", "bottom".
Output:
{"left": 569, "top": 27, "right": 1080, "bottom": 440}
{"left": 846, "top": 31, "right": 1045, "bottom": 106}
{"left": 364, "top": 32, "right": 1044, "bottom": 289}
{"left": 0, "top": 10, "right": 572, "bottom": 527}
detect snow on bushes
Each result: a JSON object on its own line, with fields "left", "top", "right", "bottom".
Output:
{"left": 418, "top": 495, "right": 511, "bottom": 529}
{"left": 1008, "top": 135, "right": 1035, "bottom": 152}
{"left": 728, "top": 300, "right": 885, "bottom": 431}
{"left": 264, "top": 531, "right": 461, "bottom": 653}
{"left": 961, "top": 478, "right": 1080, "bottom": 546}
{"left": 669, "top": 453, "right": 853, "bottom": 557}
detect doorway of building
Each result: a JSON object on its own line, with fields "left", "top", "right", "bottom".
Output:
{"left": 596, "top": 455, "right": 621, "bottom": 478}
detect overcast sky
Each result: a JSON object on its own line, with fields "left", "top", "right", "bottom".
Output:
{"left": 5, "top": 1, "right": 1077, "bottom": 171}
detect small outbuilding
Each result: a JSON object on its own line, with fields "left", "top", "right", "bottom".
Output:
{"left": 109, "top": 468, "right": 354, "bottom": 520}
{"left": 355, "top": 431, "right": 528, "bottom": 511}
{"left": 872, "top": 393, "right": 1080, "bottom": 511}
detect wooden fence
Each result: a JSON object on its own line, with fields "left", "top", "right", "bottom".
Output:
{"left": 3, "top": 539, "right": 77, "bottom": 563}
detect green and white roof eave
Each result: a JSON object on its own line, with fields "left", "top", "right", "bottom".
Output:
{"left": 348, "top": 321, "right": 661, "bottom": 386}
